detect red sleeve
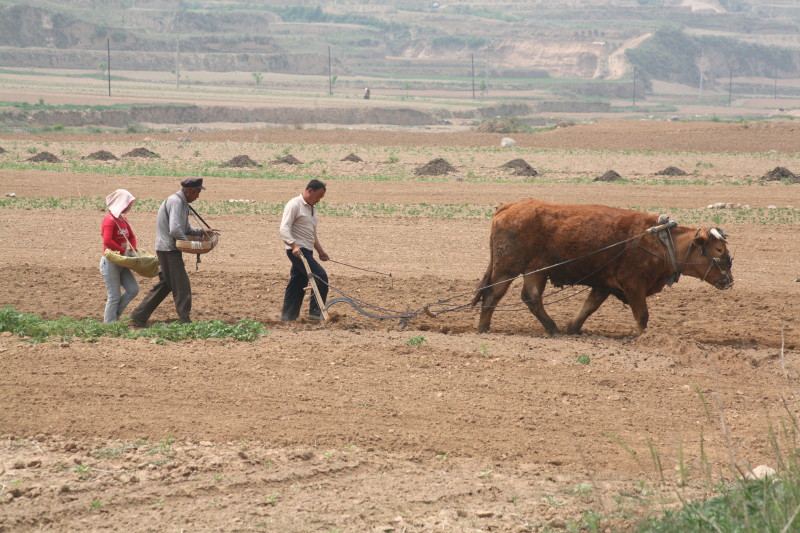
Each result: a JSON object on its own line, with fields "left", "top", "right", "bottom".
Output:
{"left": 101, "top": 216, "right": 126, "bottom": 253}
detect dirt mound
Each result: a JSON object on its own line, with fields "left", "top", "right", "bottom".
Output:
{"left": 473, "top": 117, "right": 529, "bottom": 134}
{"left": 656, "top": 166, "right": 687, "bottom": 176}
{"left": 341, "top": 153, "right": 363, "bottom": 162}
{"left": 594, "top": 169, "right": 622, "bottom": 182}
{"left": 269, "top": 154, "right": 302, "bottom": 165}
{"left": 83, "top": 150, "right": 118, "bottom": 161}
{"left": 26, "top": 151, "right": 60, "bottom": 163}
{"left": 501, "top": 158, "right": 538, "bottom": 177}
{"left": 0, "top": 146, "right": 6, "bottom": 154}
{"left": 415, "top": 158, "right": 456, "bottom": 176}
{"left": 222, "top": 155, "right": 261, "bottom": 167}
{"left": 122, "top": 147, "right": 159, "bottom": 158}
{"left": 761, "top": 166, "right": 799, "bottom": 183}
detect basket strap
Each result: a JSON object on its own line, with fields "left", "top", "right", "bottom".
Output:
{"left": 112, "top": 216, "right": 140, "bottom": 257}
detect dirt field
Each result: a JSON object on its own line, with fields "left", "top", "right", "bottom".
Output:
{"left": 1, "top": 121, "right": 800, "bottom": 532}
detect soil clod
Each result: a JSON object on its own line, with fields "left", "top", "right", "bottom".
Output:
{"left": 761, "top": 166, "right": 798, "bottom": 183}
{"left": 415, "top": 158, "right": 455, "bottom": 176}
{"left": 270, "top": 154, "right": 302, "bottom": 165}
{"left": 594, "top": 170, "right": 622, "bottom": 182}
{"left": 0, "top": 147, "right": 6, "bottom": 154}
{"left": 341, "top": 153, "right": 363, "bottom": 162}
{"left": 501, "top": 158, "right": 538, "bottom": 177}
{"left": 122, "top": 147, "right": 159, "bottom": 158}
{"left": 26, "top": 151, "right": 61, "bottom": 163}
{"left": 222, "top": 155, "right": 261, "bottom": 167}
{"left": 83, "top": 150, "right": 118, "bottom": 161}
{"left": 656, "top": 166, "right": 686, "bottom": 176}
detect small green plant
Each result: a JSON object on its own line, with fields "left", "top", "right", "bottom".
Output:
{"left": 478, "top": 343, "right": 491, "bottom": 357}
{"left": 72, "top": 464, "right": 93, "bottom": 479}
{"left": 571, "top": 482, "right": 594, "bottom": 501}
{"left": 26, "top": 147, "right": 38, "bottom": 154}
{"left": 407, "top": 335, "right": 427, "bottom": 347}
{"left": 387, "top": 154, "right": 400, "bottom": 163}
{"left": 88, "top": 499, "right": 103, "bottom": 511}
{"left": 575, "top": 353, "right": 590, "bottom": 365}
{"left": 478, "top": 469, "right": 493, "bottom": 479}
{"left": 148, "top": 436, "right": 175, "bottom": 457}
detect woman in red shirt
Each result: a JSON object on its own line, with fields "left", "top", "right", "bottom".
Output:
{"left": 100, "top": 189, "right": 140, "bottom": 323}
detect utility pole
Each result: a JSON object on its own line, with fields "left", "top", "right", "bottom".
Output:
{"left": 471, "top": 53, "right": 475, "bottom": 100}
{"left": 728, "top": 69, "right": 733, "bottom": 106}
{"left": 328, "top": 46, "right": 332, "bottom": 95}
{"left": 175, "top": 15, "right": 180, "bottom": 88}
{"left": 632, "top": 67, "right": 636, "bottom": 107}
{"left": 774, "top": 66, "right": 778, "bottom": 99}
{"left": 698, "top": 49, "right": 703, "bottom": 99}
{"left": 484, "top": 52, "right": 489, "bottom": 97}
{"left": 107, "top": 38, "right": 111, "bottom": 97}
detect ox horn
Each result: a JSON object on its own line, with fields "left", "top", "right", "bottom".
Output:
{"left": 709, "top": 227, "right": 728, "bottom": 242}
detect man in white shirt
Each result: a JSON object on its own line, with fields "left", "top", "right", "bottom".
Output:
{"left": 279, "top": 179, "right": 330, "bottom": 322}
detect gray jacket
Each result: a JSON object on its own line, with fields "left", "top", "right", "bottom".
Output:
{"left": 154, "top": 190, "right": 204, "bottom": 252}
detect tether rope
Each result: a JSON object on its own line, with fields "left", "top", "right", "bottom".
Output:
{"left": 327, "top": 258, "right": 393, "bottom": 289}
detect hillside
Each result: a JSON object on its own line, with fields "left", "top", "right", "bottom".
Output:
{"left": 0, "top": 0, "right": 798, "bottom": 85}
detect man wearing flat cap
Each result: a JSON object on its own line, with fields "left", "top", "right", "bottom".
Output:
{"left": 130, "top": 178, "right": 217, "bottom": 327}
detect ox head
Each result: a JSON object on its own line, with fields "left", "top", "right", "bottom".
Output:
{"left": 689, "top": 227, "right": 733, "bottom": 289}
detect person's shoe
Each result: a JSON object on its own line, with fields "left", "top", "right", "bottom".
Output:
{"left": 308, "top": 312, "right": 322, "bottom": 321}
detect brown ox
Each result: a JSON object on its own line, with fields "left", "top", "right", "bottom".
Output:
{"left": 471, "top": 199, "right": 733, "bottom": 335}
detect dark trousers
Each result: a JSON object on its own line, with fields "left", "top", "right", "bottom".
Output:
{"left": 281, "top": 248, "right": 328, "bottom": 322}
{"left": 130, "top": 250, "right": 192, "bottom": 325}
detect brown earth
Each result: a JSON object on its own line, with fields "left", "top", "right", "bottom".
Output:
{"left": 1, "top": 121, "right": 800, "bottom": 532}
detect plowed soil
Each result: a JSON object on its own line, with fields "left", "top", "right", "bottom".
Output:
{"left": 1, "top": 121, "right": 799, "bottom": 532}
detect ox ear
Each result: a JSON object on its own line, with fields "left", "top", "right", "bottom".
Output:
{"left": 709, "top": 227, "right": 729, "bottom": 243}
{"left": 693, "top": 232, "right": 708, "bottom": 248}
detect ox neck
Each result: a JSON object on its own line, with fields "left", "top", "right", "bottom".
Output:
{"left": 657, "top": 227, "right": 683, "bottom": 286}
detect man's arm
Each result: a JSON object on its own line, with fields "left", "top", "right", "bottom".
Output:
{"left": 314, "top": 236, "right": 329, "bottom": 261}
{"left": 167, "top": 197, "right": 189, "bottom": 241}
{"left": 279, "top": 200, "right": 302, "bottom": 256}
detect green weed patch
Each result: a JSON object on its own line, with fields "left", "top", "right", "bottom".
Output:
{"left": 0, "top": 307, "right": 267, "bottom": 343}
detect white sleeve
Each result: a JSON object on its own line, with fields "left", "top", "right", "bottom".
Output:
{"left": 279, "top": 200, "right": 298, "bottom": 244}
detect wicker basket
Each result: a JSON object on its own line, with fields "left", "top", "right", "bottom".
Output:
{"left": 175, "top": 234, "right": 218, "bottom": 254}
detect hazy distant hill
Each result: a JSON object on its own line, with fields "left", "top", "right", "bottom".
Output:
{"left": 1, "top": 0, "right": 799, "bottom": 86}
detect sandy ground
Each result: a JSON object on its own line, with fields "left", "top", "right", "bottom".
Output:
{"left": 1, "top": 121, "right": 800, "bottom": 532}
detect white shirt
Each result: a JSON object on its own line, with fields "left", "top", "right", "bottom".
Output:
{"left": 279, "top": 195, "right": 318, "bottom": 251}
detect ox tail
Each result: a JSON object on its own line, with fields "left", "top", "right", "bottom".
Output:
{"left": 471, "top": 237, "right": 494, "bottom": 309}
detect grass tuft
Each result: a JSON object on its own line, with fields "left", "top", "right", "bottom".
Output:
{"left": 0, "top": 306, "right": 268, "bottom": 343}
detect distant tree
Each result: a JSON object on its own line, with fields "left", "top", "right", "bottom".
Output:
{"left": 252, "top": 72, "right": 263, "bottom": 85}
{"left": 99, "top": 62, "right": 107, "bottom": 75}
